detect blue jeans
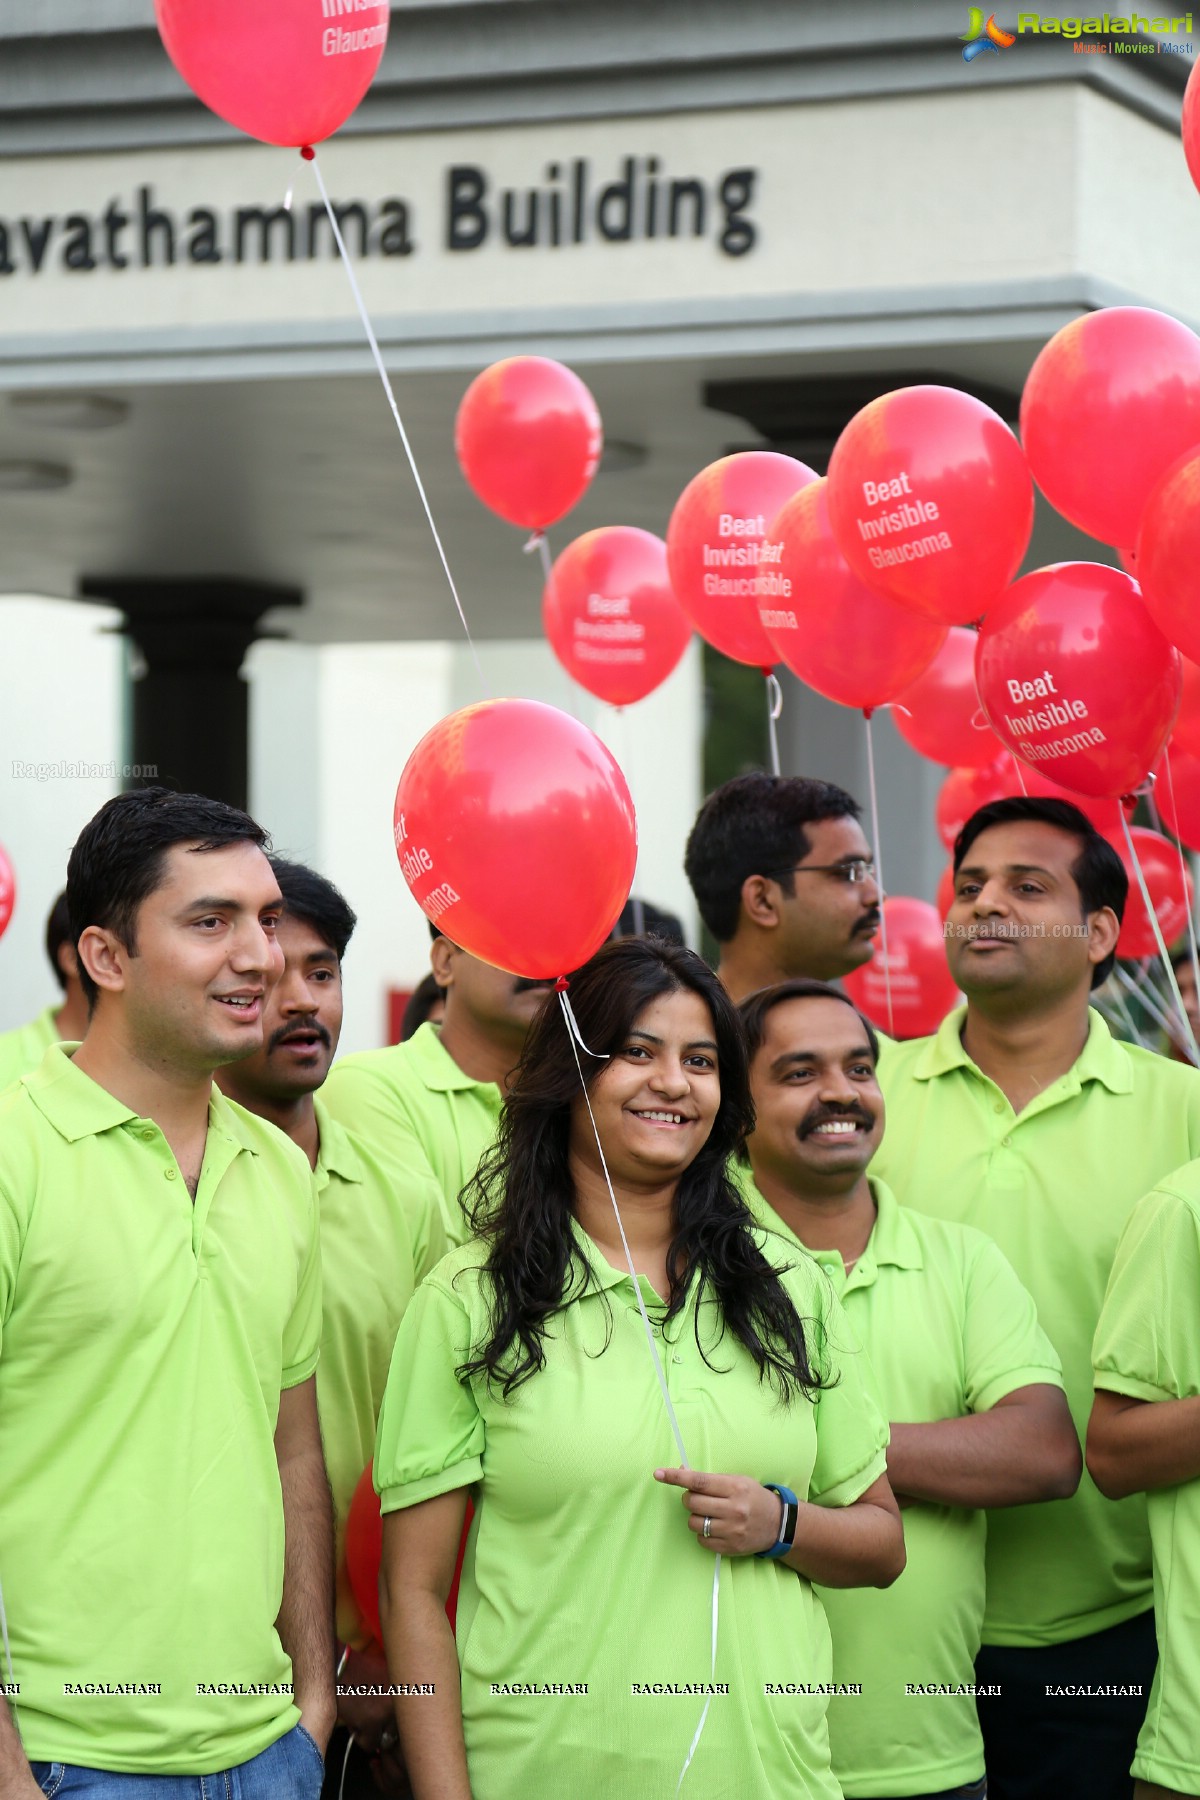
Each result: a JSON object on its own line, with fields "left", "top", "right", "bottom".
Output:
{"left": 30, "top": 1722, "right": 325, "bottom": 1798}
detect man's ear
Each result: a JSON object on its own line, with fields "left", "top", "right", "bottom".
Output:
{"left": 740, "top": 874, "right": 782, "bottom": 932}
{"left": 75, "top": 925, "right": 129, "bottom": 1000}
{"left": 1085, "top": 906, "right": 1120, "bottom": 972}
{"left": 429, "top": 934, "right": 457, "bottom": 991}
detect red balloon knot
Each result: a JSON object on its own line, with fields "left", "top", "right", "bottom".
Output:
{"left": 862, "top": 706, "right": 875, "bottom": 722}
{"left": 555, "top": 975, "right": 570, "bottom": 992}
{"left": 300, "top": 145, "right": 315, "bottom": 162}
{"left": 1120, "top": 794, "right": 1138, "bottom": 813}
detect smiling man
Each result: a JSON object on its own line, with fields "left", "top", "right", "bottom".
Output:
{"left": 740, "top": 977, "right": 1077, "bottom": 1800}
{"left": 684, "top": 773, "right": 881, "bottom": 1002}
{"left": 323, "top": 924, "right": 554, "bottom": 1244}
{"left": 217, "top": 857, "right": 447, "bottom": 1800}
{"left": 873, "top": 796, "right": 1200, "bottom": 1800}
{"left": 0, "top": 789, "right": 333, "bottom": 1799}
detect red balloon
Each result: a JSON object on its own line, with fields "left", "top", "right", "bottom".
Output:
{"left": 542, "top": 528, "right": 692, "bottom": 707}
{"left": 976, "top": 563, "right": 1180, "bottom": 798}
{"left": 826, "top": 385, "right": 1033, "bottom": 626}
{"left": 154, "top": 0, "right": 388, "bottom": 147}
{"left": 1155, "top": 747, "right": 1200, "bottom": 853}
{"left": 1185, "top": 57, "right": 1200, "bottom": 194}
{"left": 1174, "top": 660, "right": 1200, "bottom": 759}
{"left": 455, "top": 358, "right": 602, "bottom": 531}
{"left": 765, "top": 480, "right": 946, "bottom": 709}
{"left": 1105, "top": 826, "right": 1194, "bottom": 961}
{"left": 1021, "top": 308, "right": 1200, "bottom": 546}
{"left": 345, "top": 1465, "right": 384, "bottom": 1647}
{"left": 892, "top": 628, "right": 1000, "bottom": 769}
{"left": 1016, "top": 765, "right": 1123, "bottom": 834}
{"left": 345, "top": 1464, "right": 471, "bottom": 1642}
{"left": 666, "top": 452, "right": 818, "bottom": 667}
{"left": 844, "top": 897, "right": 960, "bottom": 1040}
{"left": 0, "top": 844, "right": 12, "bottom": 941}
{"left": 393, "top": 699, "right": 637, "bottom": 979}
{"left": 1136, "top": 449, "right": 1200, "bottom": 666}
{"left": 935, "top": 759, "right": 1013, "bottom": 850}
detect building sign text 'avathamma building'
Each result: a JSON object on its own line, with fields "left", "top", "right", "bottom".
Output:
{"left": 0, "top": 156, "right": 761, "bottom": 277}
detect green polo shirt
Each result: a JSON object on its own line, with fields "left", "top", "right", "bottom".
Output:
{"left": 747, "top": 1178, "right": 1062, "bottom": 1798}
{"left": 874, "top": 1005, "right": 1200, "bottom": 1648}
{"left": 312, "top": 1097, "right": 448, "bottom": 1649}
{"left": 1093, "top": 1166, "right": 1200, "bottom": 1794}
{"left": 0, "top": 1004, "right": 59, "bottom": 1092}
{"left": 0, "top": 1044, "right": 322, "bottom": 1773}
{"left": 323, "top": 1023, "right": 502, "bottom": 1246}
{"left": 374, "top": 1225, "right": 889, "bottom": 1800}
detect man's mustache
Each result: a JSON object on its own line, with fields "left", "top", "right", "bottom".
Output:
{"left": 800, "top": 1103, "right": 876, "bottom": 1138}
{"left": 269, "top": 1021, "right": 332, "bottom": 1052}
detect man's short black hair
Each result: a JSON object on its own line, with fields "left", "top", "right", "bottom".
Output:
{"left": 66, "top": 788, "right": 270, "bottom": 1009}
{"left": 45, "top": 890, "right": 72, "bottom": 992}
{"left": 611, "top": 896, "right": 686, "bottom": 946}
{"left": 269, "top": 857, "right": 357, "bottom": 961}
{"left": 952, "top": 795, "right": 1127, "bottom": 991}
{"left": 738, "top": 977, "right": 880, "bottom": 1066}
{"left": 684, "top": 773, "right": 863, "bottom": 943}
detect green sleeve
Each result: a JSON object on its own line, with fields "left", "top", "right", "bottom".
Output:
{"left": 1093, "top": 1185, "right": 1200, "bottom": 1404}
{"left": 961, "top": 1232, "right": 1065, "bottom": 1414}
{"left": 375, "top": 1268, "right": 484, "bottom": 1511}
{"left": 281, "top": 1172, "right": 324, "bottom": 1388}
{"left": 806, "top": 1275, "right": 890, "bottom": 1508}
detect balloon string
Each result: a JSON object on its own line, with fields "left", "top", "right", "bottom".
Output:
{"left": 1113, "top": 963, "right": 1194, "bottom": 1059}
{"left": 525, "top": 531, "right": 580, "bottom": 718}
{"left": 556, "top": 991, "right": 720, "bottom": 1790}
{"left": 307, "top": 150, "right": 486, "bottom": 694}
{"left": 1118, "top": 809, "right": 1200, "bottom": 1064}
{"left": 1103, "top": 980, "right": 1154, "bottom": 1051}
{"left": 863, "top": 712, "right": 895, "bottom": 1037}
{"left": 1007, "top": 753, "right": 1030, "bottom": 796}
{"left": 1126, "top": 961, "right": 1200, "bottom": 1066}
{"left": 1160, "top": 746, "right": 1200, "bottom": 1014}
{"left": 0, "top": 1572, "right": 18, "bottom": 1743}
{"left": 765, "top": 672, "right": 783, "bottom": 777}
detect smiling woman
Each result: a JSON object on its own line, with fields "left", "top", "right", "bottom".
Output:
{"left": 372, "top": 937, "right": 904, "bottom": 1800}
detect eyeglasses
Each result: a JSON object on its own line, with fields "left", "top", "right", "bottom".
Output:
{"left": 771, "top": 859, "right": 877, "bottom": 886}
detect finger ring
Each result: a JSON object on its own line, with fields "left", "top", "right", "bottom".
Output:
{"left": 702, "top": 1516, "right": 712, "bottom": 1539}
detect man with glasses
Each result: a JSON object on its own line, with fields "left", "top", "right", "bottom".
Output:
{"left": 684, "top": 773, "right": 881, "bottom": 1001}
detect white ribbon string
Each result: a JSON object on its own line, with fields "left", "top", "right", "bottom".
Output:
{"left": 1102, "top": 980, "right": 1154, "bottom": 1050}
{"left": 765, "top": 673, "right": 783, "bottom": 777}
{"left": 0, "top": 1575, "right": 18, "bottom": 1741}
{"left": 863, "top": 713, "right": 895, "bottom": 1037}
{"left": 526, "top": 531, "right": 582, "bottom": 717}
{"left": 1114, "top": 962, "right": 1192, "bottom": 1056}
{"left": 1118, "top": 809, "right": 1200, "bottom": 1065}
{"left": 556, "top": 990, "right": 721, "bottom": 1791}
{"left": 308, "top": 151, "right": 486, "bottom": 693}
{"left": 1160, "top": 747, "right": 1200, "bottom": 1012}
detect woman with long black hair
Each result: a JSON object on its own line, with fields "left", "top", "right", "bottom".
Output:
{"left": 374, "top": 937, "right": 904, "bottom": 1798}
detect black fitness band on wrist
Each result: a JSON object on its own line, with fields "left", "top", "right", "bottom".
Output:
{"left": 756, "top": 1483, "right": 799, "bottom": 1559}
